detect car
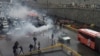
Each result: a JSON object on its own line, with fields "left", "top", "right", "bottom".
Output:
{"left": 58, "top": 32, "right": 71, "bottom": 43}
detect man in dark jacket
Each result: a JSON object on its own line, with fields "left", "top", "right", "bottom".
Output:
{"left": 29, "top": 44, "right": 33, "bottom": 52}
{"left": 13, "top": 41, "right": 19, "bottom": 56}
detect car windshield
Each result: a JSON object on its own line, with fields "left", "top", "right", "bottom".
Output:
{"left": 59, "top": 32, "right": 68, "bottom": 37}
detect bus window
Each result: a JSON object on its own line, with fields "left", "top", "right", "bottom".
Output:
{"left": 78, "top": 31, "right": 95, "bottom": 41}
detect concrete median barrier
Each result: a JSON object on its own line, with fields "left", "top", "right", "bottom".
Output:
{"left": 63, "top": 25, "right": 78, "bottom": 32}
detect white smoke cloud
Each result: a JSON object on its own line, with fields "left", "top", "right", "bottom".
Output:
{"left": 8, "top": 6, "right": 29, "bottom": 19}
{"left": 5, "top": 1, "right": 54, "bottom": 41}
{"left": 7, "top": 3, "right": 39, "bottom": 19}
{"left": 7, "top": 19, "right": 53, "bottom": 41}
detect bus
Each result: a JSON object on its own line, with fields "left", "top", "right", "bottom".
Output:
{"left": 77, "top": 29, "right": 100, "bottom": 52}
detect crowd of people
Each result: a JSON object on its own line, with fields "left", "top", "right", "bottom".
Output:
{"left": 12, "top": 32, "right": 56, "bottom": 56}
{"left": 12, "top": 36, "right": 40, "bottom": 56}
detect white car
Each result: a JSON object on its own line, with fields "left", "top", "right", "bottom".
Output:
{"left": 58, "top": 33, "right": 71, "bottom": 43}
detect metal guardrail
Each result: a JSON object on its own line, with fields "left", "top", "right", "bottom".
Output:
{"left": 19, "top": 43, "right": 81, "bottom": 56}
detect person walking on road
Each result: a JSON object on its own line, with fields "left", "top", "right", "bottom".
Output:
{"left": 13, "top": 41, "right": 19, "bottom": 56}
{"left": 37, "top": 42, "right": 40, "bottom": 50}
{"left": 33, "top": 36, "right": 37, "bottom": 48}
{"left": 13, "top": 45, "right": 17, "bottom": 56}
{"left": 29, "top": 44, "right": 33, "bottom": 52}
{"left": 37, "top": 42, "right": 41, "bottom": 56}
{"left": 51, "top": 33, "right": 54, "bottom": 45}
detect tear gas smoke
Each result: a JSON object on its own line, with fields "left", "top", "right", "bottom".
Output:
{"left": 5, "top": 1, "right": 53, "bottom": 41}
{"left": 8, "top": 6, "right": 29, "bottom": 19}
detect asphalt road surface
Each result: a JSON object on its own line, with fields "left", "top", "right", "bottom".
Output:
{"left": 0, "top": 27, "right": 100, "bottom": 56}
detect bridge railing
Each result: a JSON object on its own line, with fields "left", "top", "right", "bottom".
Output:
{"left": 19, "top": 43, "right": 81, "bottom": 56}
